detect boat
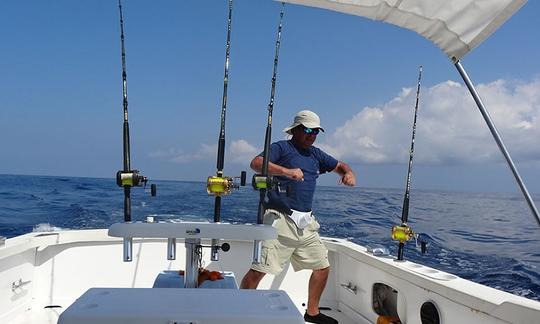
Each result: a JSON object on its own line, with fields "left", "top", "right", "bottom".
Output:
{"left": 1, "top": 1, "right": 539, "bottom": 323}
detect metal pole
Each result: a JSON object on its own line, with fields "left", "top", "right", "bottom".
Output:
{"left": 184, "top": 239, "right": 201, "bottom": 288}
{"left": 167, "top": 238, "right": 176, "bottom": 260}
{"left": 455, "top": 61, "right": 540, "bottom": 225}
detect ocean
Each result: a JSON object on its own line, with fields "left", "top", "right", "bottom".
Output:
{"left": 1, "top": 173, "right": 539, "bottom": 301}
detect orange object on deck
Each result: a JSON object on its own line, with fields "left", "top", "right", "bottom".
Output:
{"left": 376, "top": 315, "right": 401, "bottom": 324}
{"left": 178, "top": 268, "right": 224, "bottom": 285}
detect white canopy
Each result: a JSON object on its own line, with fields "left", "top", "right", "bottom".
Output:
{"left": 280, "top": 0, "right": 527, "bottom": 61}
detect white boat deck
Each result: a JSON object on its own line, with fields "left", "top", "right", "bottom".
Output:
{"left": 7, "top": 292, "right": 363, "bottom": 324}
{"left": 2, "top": 229, "right": 540, "bottom": 324}
{"left": 9, "top": 308, "right": 363, "bottom": 324}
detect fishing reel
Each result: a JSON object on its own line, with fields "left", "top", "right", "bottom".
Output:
{"left": 391, "top": 224, "right": 415, "bottom": 244}
{"left": 252, "top": 174, "right": 291, "bottom": 195}
{"left": 252, "top": 174, "right": 277, "bottom": 191}
{"left": 391, "top": 224, "right": 428, "bottom": 254}
{"left": 116, "top": 170, "right": 156, "bottom": 196}
{"left": 206, "top": 171, "right": 247, "bottom": 196}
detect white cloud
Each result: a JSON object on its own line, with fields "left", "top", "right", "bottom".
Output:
{"left": 149, "top": 144, "right": 216, "bottom": 163}
{"left": 150, "top": 139, "right": 259, "bottom": 164}
{"left": 148, "top": 147, "right": 185, "bottom": 160}
{"left": 229, "top": 139, "right": 260, "bottom": 163}
{"left": 150, "top": 78, "right": 540, "bottom": 167}
{"left": 319, "top": 78, "right": 540, "bottom": 165}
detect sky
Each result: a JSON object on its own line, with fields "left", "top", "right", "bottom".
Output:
{"left": 0, "top": 0, "right": 539, "bottom": 195}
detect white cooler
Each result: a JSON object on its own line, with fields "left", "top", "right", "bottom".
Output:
{"left": 58, "top": 287, "right": 304, "bottom": 324}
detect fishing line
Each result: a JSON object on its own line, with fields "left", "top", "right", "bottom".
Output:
{"left": 252, "top": 2, "right": 286, "bottom": 263}
{"left": 393, "top": 65, "right": 422, "bottom": 261}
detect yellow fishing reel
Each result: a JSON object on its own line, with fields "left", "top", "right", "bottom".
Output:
{"left": 206, "top": 172, "right": 246, "bottom": 196}
{"left": 251, "top": 174, "right": 291, "bottom": 196}
{"left": 207, "top": 176, "right": 234, "bottom": 196}
{"left": 391, "top": 224, "right": 415, "bottom": 244}
{"left": 252, "top": 174, "right": 270, "bottom": 190}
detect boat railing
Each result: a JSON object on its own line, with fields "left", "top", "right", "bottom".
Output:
{"left": 108, "top": 221, "right": 276, "bottom": 288}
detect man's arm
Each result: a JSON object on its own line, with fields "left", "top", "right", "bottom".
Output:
{"left": 250, "top": 156, "right": 304, "bottom": 181}
{"left": 333, "top": 161, "right": 356, "bottom": 186}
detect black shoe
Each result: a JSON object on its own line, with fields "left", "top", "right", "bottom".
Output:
{"left": 304, "top": 311, "right": 338, "bottom": 324}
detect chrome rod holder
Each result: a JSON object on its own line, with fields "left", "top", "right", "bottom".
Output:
{"left": 167, "top": 238, "right": 176, "bottom": 260}
{"left": 252, "top": 240, "right": 262, "bottom": 264}
{"left": 184, "top": 238, "right": 201, "bottom": 288}
{"left": 123, "top": 237, "right": 133, "bottom": 262}
{"left": 210, "top": 238, "right": 219, "bottom": 261}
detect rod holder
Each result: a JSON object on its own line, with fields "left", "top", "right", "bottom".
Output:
{"left": 252, "top": 240, "right": 262, "bottom": 264}
{"left": 211, "top": 238, "right": 219, "bottom": 261}
{"left": 123, "top": 237, "right": 133, "bottom": 262}
{"left": 184, "top": 238, "right": 201, "bottom": 288}
{"left": 167, "top": 238, "right": 176, "bottom": 260}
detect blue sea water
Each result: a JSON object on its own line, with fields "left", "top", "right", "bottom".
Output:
{"left": 1, "top": 174, "right": 539, "bottom": 301}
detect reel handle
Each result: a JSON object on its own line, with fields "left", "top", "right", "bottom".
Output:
{"left": 240, "top": 171, "right": 247, "bottom": 186}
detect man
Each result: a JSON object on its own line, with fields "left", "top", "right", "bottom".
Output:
{"left": 240, "top": 110, "right": 356, "bottom": 324}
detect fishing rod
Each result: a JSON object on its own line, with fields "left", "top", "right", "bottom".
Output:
{"left": 206, "top": 0, "right": 246, "bottom": 261}
{"left": 392, "top": 65, "right": 423, "bottom": 261}
{"left": 115, "top": 0, "right": 154, "bottom": 262}
{"left": 252, "top": 3, "right": 285, "bottom": 263}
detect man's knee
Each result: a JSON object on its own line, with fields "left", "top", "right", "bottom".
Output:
{"left": 311, "top": 266, "right": 330, "bottom": 280}
{"left": 240, "top": 269, "right": 266, "bottom": 289}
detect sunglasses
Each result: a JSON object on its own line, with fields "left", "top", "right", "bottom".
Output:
{"left": 302, "top": 126, "right": 320, "bottom": 135}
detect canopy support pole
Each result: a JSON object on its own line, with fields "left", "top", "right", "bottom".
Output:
{"left": 455, "top": 60, "right": 540, "bottom": 225}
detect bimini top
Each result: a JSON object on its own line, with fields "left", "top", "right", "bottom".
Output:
{"left": 279, "top": 0, "right": 527, "bottom": 62}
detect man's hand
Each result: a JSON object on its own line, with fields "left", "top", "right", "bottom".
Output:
{"left": 285, "top": 168, "right": 304, "bottom": 181}
{"left": 334, "top": 161, "right": 356, "bottom": 187}
{"left": 339, "top": 171, "right": 356, "bottom": 186}
{"left": 251, "top": 156, "right": 304, "bottom": 181}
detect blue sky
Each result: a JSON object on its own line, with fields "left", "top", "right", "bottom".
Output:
{"left": 0, "top": 0, "right": 539, "bottom": 194}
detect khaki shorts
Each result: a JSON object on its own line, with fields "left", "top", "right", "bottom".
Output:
{"left": 250, "top": 209, "right": 330, "bottom": 275}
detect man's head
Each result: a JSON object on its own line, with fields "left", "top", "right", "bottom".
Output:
{"left": 283, "top": 110, "right": 324, "bottom": 149}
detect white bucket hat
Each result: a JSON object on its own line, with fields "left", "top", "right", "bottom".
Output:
{"left": 283, "top": 110, "right": 325, "bottom": 135}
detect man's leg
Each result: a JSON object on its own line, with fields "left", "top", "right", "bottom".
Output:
{"left": 306, "top": 266, "right": 330, "bottom": 315}
{"left": 240, "top": 269, "right": 266, "bottom": 289}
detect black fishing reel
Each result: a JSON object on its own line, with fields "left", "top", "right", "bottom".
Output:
{"left": 116, "top": 170, "right": 156, "bottom": 196}
{"left": 206, "top": 171, "right": 247, "bottom": 196}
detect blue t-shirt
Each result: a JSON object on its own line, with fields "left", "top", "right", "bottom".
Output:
{"left": 262, "top": 140, "right": 338, "bottom": 212}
